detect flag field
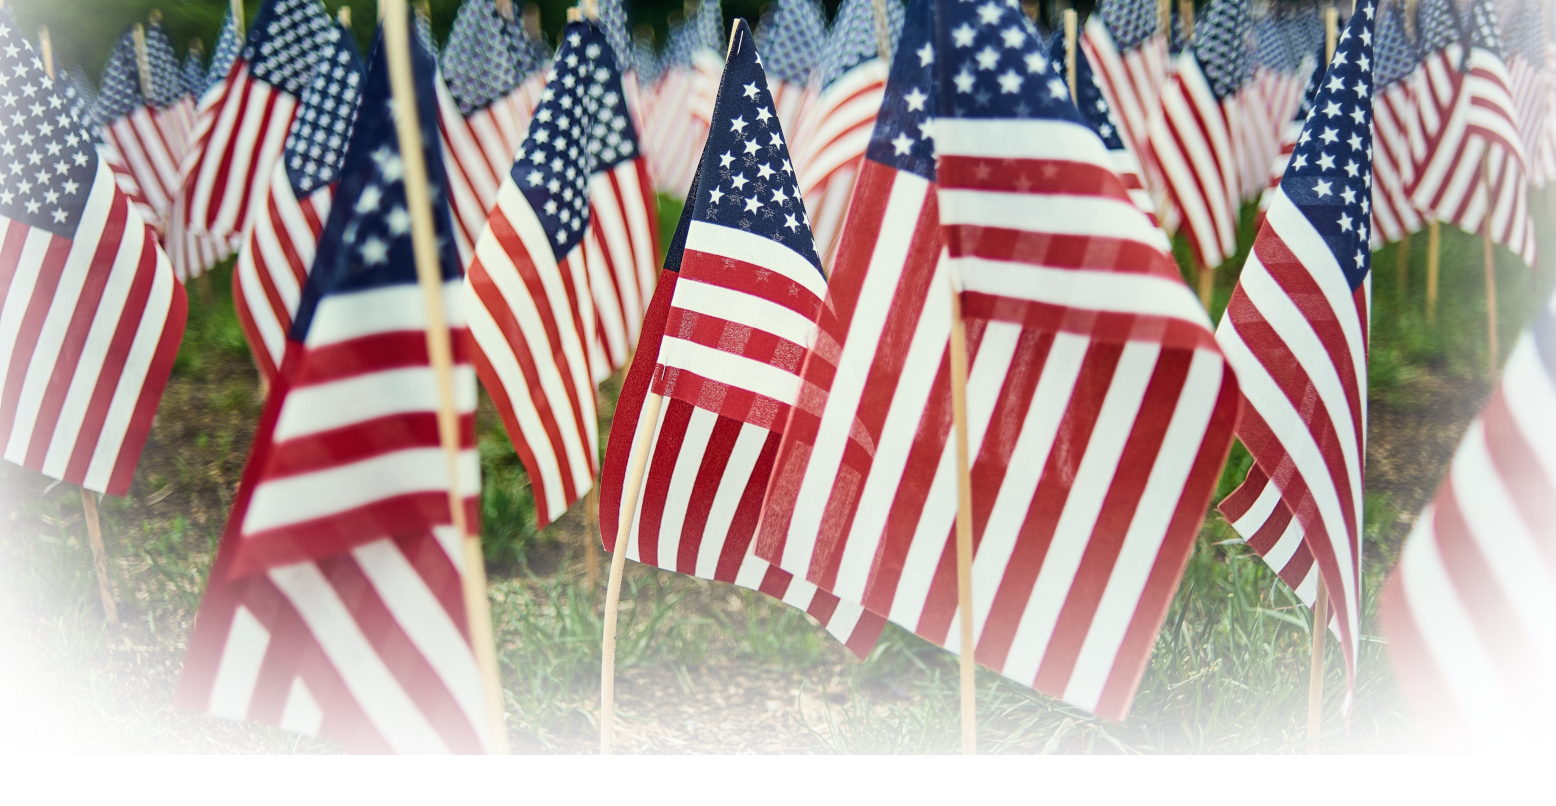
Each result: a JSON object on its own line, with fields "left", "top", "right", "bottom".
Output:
{"left": 1, "top": 192, "right": 1553, "bottom": 753}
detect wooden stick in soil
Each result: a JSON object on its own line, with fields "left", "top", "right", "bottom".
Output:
{"left": 380, "top": 0, "right": 508, "bottom": 754}
{"left": 585, "top": 485, "right": 600, "bottom": 590}
{"left": 1063, "top": 9, "right": 1078, "bottom": 101}
{"left": 1307, "top": 574, "right": 1328, "bottom": 754}
{"left": 1483, "top": 189, "right": 1499, "bottom": 372}
{"left": 948, "top": 276, "right": 978, "bottom": 756}
{"left": 1158, "top": 0, "right": 1170, "bottom": 39}
{"left": 79, "top": 488, "right": 118, "bottom": 624}
{"left": 133, "top": 25, "right": 154, "bottom": 100}
{"left": 601, "top": 391, "right": 666, "bottom": 755}
{"left": 1395, "top": 232, "right": 1410, "bottom": 303}
{"left": 1426, "top": 219, "right": 1440, "bottom": 324}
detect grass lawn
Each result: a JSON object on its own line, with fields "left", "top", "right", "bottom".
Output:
{"left": 1, "top": 192, "right": 1552, "bottom": 753}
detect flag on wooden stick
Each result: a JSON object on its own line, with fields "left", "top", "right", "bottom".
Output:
{"left": 756, "top": 0, "right": 1237, "bottom": 719}
{"left": 1216, "top": 2, "right": 1379, "bottom": 705}
{"left": 1082, "top": 0, "right": 1171, "bottom": 220}
{"left": 233, "top": 21, "right": 364, "bottom": 384}
{"left": 178, "top": 24, "right": 493, "bottom": 753}
{"left": 0, "top": 11, "right": 187, "bottom": 497}
{"left": 96, "top": 21, "right": 197, "bottom": 230}
{"left": 600, "top": 19, "right": 886, "bottom": 656}
{"left": 1370, "top": 0, "right": 1425, "bottom": 247}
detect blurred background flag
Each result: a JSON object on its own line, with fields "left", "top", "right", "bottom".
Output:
{"left": 600, "top": 19, "right": 885, "bottom": 657}
{"left": 640, "top": 0, "right": 724, "bottom": 198}
{"left": 177, "top": 21, "right": 493, "bottom": 753}
{"left": 1370, "top": 0, "right": 1424, "bottom": 247}
{"left": 232, "top": 19, "right": 364, "bottom": 385}
{"left": 96, "top": 20, "right": 198, "bottom": 232}
{"left": 755, "top": 0, "right": 828, "bottom": 133}
{"left": 1216, "top": 3, "right": 1378, "bottom": 703}
{"left": 1082, "top": 0, "right": 1171, "bottom": 217}
{"left": 0, "top": 10, "right": 187, "bottom": 496}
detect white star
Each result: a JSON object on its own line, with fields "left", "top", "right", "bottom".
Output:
{"left": 731, "top": 173, "right": 749, "bottom": 190}
{"left": 953, "top": 24, "right": 976, "bottom": 48}
{"left": 709, "top": 186, "right": 724, "bottom": 204}
{"left": 744, "top": 195, "right": 762, "bottom": 213}
{"left": 1345, "top": 160, "right": 1360, "bottom": 177}
{"left": 526, "top": 170, "right": 543, "bottom": 186}
{"left": 1320, "top": 127, "right": 1339, "bottom": 144}
{"left": 1323, "top": 101, "right": 1341, "bottom": 118}
{"left": 1355, "top": 250, "right": 1366, "bottom": 269}
{"left": 743, "top": 82, "right": 759, "bottom": 99}
{"left": 756, "top": 106, "right": 772, "bottom": 124}
{"left": 719, "top": 151, "right": 735, "bottom": 168}
{"left": 744, "top": 138, "right": 761, "bottom": 155}
{"left": 954, "top": 69, "right": 975, "bottom": 93}
{"left": 360, "top": 236, "right": 388, "bottom": 265}
{"left": 1338, "top": 212, "right": 1354, "bottom": 231}
{"left": 1363, "top": 2, "right": 1375, "bottom": 18}
{"left": 1353, "top": 80, "right": 1369, "bottom": 98}
{"left": 730, "top": 116, "right": 748, "bottom": 134}
{"left": 784, "top": 213, "right": 799, "bottom": 231}
{"left": 355, "top": 184, "right": 382, "bottom": 213}
{"left": 387, "top": 206, "right": 411, "bottom": 235}
{"left": 892, "top": 132, "right": 914, "bottom": 154}
{"left": 771, "top": 187, "right": 789, "bottom": 205}
{"left": 976, "top": 2, "right": 1003, "bottom": 25}
{"left": 757, "top": 162, "right": 776, "bottom": 180}
{"left": 904, "top": 88, "right": 928, "bottom": 112}
{"left": 1313, "top": 179, "right": 1333, "bottom": 197}
{"left": 976, "top": 46, "right": 1000, "bottom": 70}
{"left": 1350, "top": 107, "right": 1366, "bottom": 125}
{"left": 998, "top": 70, "right": 1023, "bottom": 94}
{"left": 1318, "top": 152, "right": 1336, "bottom": 170}
{"left": 24, "top": 199, "right": 38, "bottom": 214}
{"left": 1048, "top": 78, "right": 1067, "bottom": 99}
{"left": 61, "top": 180, "right": 77, "bottom": 195}
{"left": 768, "top": 132, "right": 784, "bottom": 148}
{"left": 918, "top": 43, "right": 935, "bottom": 65}
{"left": 1025, "top": 52, "right": 1048, "bottom": 74}
{"left": 1001, "top": 26, "right": 1026, "bottom": 48}
{"left": 1341, "top": 186, "right": 1357, "bottom": 204}
{"left": 50, "top": 208, "right": 65, "bottom": 224}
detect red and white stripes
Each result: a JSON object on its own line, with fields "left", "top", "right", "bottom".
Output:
{"left": 582, "top": 157, "right": 659, "bottom": 379}
{"left": 102, "top": 96, "right": 199, "bottom": 228}
{"left": 1148, "top": 52, "right": 1239, "bottom": 268}
{"left": 791, "top": 60, "right": 889, "bottom": 263}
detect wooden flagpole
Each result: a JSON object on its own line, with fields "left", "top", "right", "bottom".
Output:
{"left": 871, "top": 0, "right": 894, "bottom": 63}
{"left": 1177, "top": 0, "right": 1213, "bottom": 310}
{"left": 1305, "top": 6, "right": 1341, "bottom": 757}
{"left": 1395, "top": 233, "right": 1410, "bottom": 302}
{"left": 600, "top": 391, "right": 666, "bottom": 754}
{"left": 133, "top": 24, "right": 154, "bottom": 100}
{"left": 1063, "top": 9, "right": 1078, "bottom": 100}
{"left": 1158, "top": 0, "right": 1170, "bottom": 38}
{"left": 41, "top": 27, "right": 122, "bottom": 627}
{"left": 380, "top": 0, "right": 508, "bottom": 754}
{"left": 1426, "top": 219, "right": 1440, "bottom": 324}
{"left": 337, "top": 5, "right": 351, "bottom": 28}
{"left": 948, "top": 277, "right": 978, "bottom": 756}
{"left": 231, "top": 0, "right": 245, "bottom": 37}
{"left": 1482, "top": 156, "right": 1499, "bottom": 372}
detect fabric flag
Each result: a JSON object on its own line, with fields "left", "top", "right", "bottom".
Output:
{"left": 181, "top": 46, "right": 206, "bottom": 97}
{"left": 1083, "top": 0, "right": 1171, "bottom": 214}
{"left": 1146, "top": 0, "right": 1243, "bottom": 269}
{"left": 1503, "top": 3, "right": 1551, "bottom": 189}
{"left": 640, "top": 2, "right": 724, "bottom": 198}
{"left": 203, "top": 8, "right": 244, "bottom": 97}
{"left": 758, "top": 0, "right": 829, "bottom": 133}
{"left": 177, "top": 23, "right": 493, "bottom": 753}
{"left": 1381, "top": 282, "right": 1556, "bottom": 749}
{"left": 757, "top": 0, "right": 1238, "bottom": 719}
{"left": 1371, "top": 0, "right": 1424, "bottom": 246}
{"left": 0, "top": 12, "right": 187, "bottom": 496}
{"left": 1409, "top": 0, "right": 1461, "bottom": 150}
{"left": 1257, "top": 41, "right": 1322, "bottom": 216}
{"left": 1216, "top": 3, "right": 1378, "bottom": 702}
{"left": 1051, "top": 30, "right": 1164, "bottom": 229}
{"left": 1251, "top": 14, "right": 1309, "bottom": 144}
{"left": 460, "top": 21, "right": 606, "bottom": 531}
{"left": 1409, "top": 0, "right": 1536, "bottom": 267}
{"left": 439, "top": 0, "right": 549, "bottom": 265}
{"left": 96, "top": 23, "right": 199, "bottom": 230}
{"left": 790, "top": 0, "right": 901, "bottom": 264}
{"left": 597, "top": 0, "right": 651, "bottom": 140}
{"left": 233, "top": 23, "right": 364, "bottom": 385}
{"left": 176, "top": 0, "right": 337, "bottom": 246}
{"left": 600, "top": 20, "right": 886, "bottom": 657}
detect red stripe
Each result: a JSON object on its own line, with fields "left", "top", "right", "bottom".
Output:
{"left": 287, "top": 330, "right": 468, "bottom": 387}
{"left": 946, "top": 223, "right": 1178, "bottom": 276}
{"left": 232, "top": 491, "right": 478, "bottom": 576}
{"left": 937, "top": 156, "right": 1135, "bottom": 204}
{"left": 263, "top": 412, "right": 475, "bottom": 479}
{"left": 230, "top": 96, "right": 291, "bottom": 236}
{"left": 634, "top": 397, "right": 693, "bottom": 569}
{"left": 196, "top": 71, "right": 258, "bottom": 231}
{"left": 599, "top": 270, "right": 677, "bottom": 550}
{"left": 675, "top": 408, "right": 742, "bottom": 577}
{"left": 677, "top": 248, "right": 825, "bottom": 322}
{"left": 0, "top": 233, "right": 72, "bottom": 442}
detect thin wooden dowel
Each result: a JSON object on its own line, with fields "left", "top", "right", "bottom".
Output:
{"left": 1178, "top": 0, "right": 1194, "bottom": 40}
{"left": 1483, "top": 206, "right": 1499, "bottom": 372}
{"left": 337, "top": 5, "right": 351, "bottom": 28}
{"left": 948, "top": 278, "right": 977, "bottom": 756}
{"left": 80, "top": 488, "right": 118, "bottom": 624}
{"left": 1157, "top": 0, "right": 1170, "bottom": 38}
{"left": 1395, "top": 232, "right": 1411, "bottom": 303}
{"left": 585, "top": 484, "right": 601, "bottom": 590}
{"left": 1063, "top": 9, "right": 1078, "bottom": 101}
{"left": 870, "top": 0, "right": 894, "bottom": 64}
{"left": 1307, "top": 574, "right": 1328, "bottom": 754}
{"left": 37, "top": 26, "right": 52, "bottom": 79}
{"left": 230, "top": 0, "right": 245, "bottom": 37}
{"left": 1197, "top": 264, "right": 1213, "bottom": 311}
{"left": 133, "top": 24, "right": 154, "bottom": 100}
{"left": 380, "top": 0, "right": 507, "bottom": 754}
{"left": 601, "top": 391, "right": 666, "bottom": 755}
{"left": 1426, "top": 220, "right": 1440, "bottom": 324}
{"left": 1325, "top": 7, "right": 1337, "bottom": 63}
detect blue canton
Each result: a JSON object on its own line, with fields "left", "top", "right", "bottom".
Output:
{"left": 96, "top": 35, "right": 146, "bottom": 121}
{"left": 1375, "top": 1, "right": 1418, "bottom": 89}
{"left": 246, "top": 0, "right": 339, "bottom": 97}
{"left": 932, "top": 0, "right": 1086, "bottom": 126}
{"left": 182, "top": 49, "right": 206, "bottom": 96}
{"left": 1100, "top": 0, "right": 1160, "bottom": 53}
{"left": 863, "top": 0, "right": 935, "bottom": 180}
{"left": 1466, "top": 0, "right": 1505, "bottom": 58}
{"left": 633, "top": 33, "right": 660, "bottom": 82}
{"left": 294, "top": 19, "right": 460, "bottom": 339}
{"left": 284, "top": 23, "right": 363, "bottom": 195}
{"left": 1049, "top": 31, "right": 1128, "bottom": 150}
{"left": 761, "top": 0, "right": 830, "bottom": 85}
{"left": 816, "top": 0, "right": 902, "bottom": 89}
{"left": 509, "top": 22, "right": 625, "bottom": 261}
{"left": 0, "top": 11, "right": 97, "bottom": 237}
{"left": 694, "top": 0, "right": 726, "bottom": 56}
{"left": 1255, "top": 15, "right": 1296, "bottom": 72}
{"left": 508, "top": 13, "right": 552, "bottom": 76}
{"left": 442, "top": 0, "right": 527, "bottom": 115}
{"left": 1195, "top": 0, "right": 1252, "bottom": 100}
{"left": 1282, "top": 1, "right": 1376, "bottom": 291}
{"left": 1416, "top": 0, "right": 1461, "bottom": 55}
{"left": 599, "top": 0, "right": 634, "bottom": 71}
{"left": 204, "top": 9, "right": 243, "bottom": 93}
{"left": 143, "top": 24, "right": 185, "bottom": 106}
{"left": 63, "top": 66, "right": 98, "bottom": 134}
{"left": 694, "top": 20, "right": 821, "bottom": 271}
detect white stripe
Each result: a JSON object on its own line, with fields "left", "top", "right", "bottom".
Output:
{"left": 268, "top": 561, "right": 452, "bottom": 754}
{"left": 668, "top": 278, "right": 822, "bottom": 351}
{"left": 305, "top": 280, "right": 466, "bottom": 346}
{"left": 273, "top": 365, "right": 477, "bottom": 441}
{"left": 645, "top": 406, "right": 719, "bottom": 570}
{"left": 684, "top": 221, "right": 828, "bottom": 299}
{"left": 244, "top": 447, "right": 481, "bottom": 534}
{"left": 1500, "top": 337, "right": 1556, "bottom": 481}
{"left": 207, "top": 604, "right": 270, "bottom": 720}
{"left": 954, "top": 255, "right": 1211, "bottom": 328}
{"left": 693, "top": 421, "right": 773, "bottom": 580}
{"left": 934, "top": 117, "right": 1112, "bottom": 164}
{"left": 278, "top": 677, "right": 324, "bottom": 736}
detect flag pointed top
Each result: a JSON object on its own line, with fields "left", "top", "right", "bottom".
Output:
{"left": 245, "top": 0, "right": 340, "bottom": 96}
{"left": 1375, "top": 0, "right": 1418, "bottom": 88}
{"left": 442, "top": 0, "right": 527, "bottom": 114}
{"left": 1466, "top": 0, "right": 1505, "bottom": 55}
{"left": 693, "top": 19, "right": 821, "bottom": 271}
{"left": 182, "top": 48, "right": 206, "bottom": 95}
{"left": 694, "top": 0, "right": 726, "bottom": 53}
{"left": 598, "top": 0, "right": 633, "bottom": 66}
{"left": 933, "top": 0, "right": 1085, "bottom": 126}
{"left": 1099, "top": 0, "right": 1161, "bottom": 52}
{"left": 293, "top": 20, "right": 458, "bottom": 340}
{"left": 284, "top": 22, "right": 364, "bottom": 195}
{"left": 1416, "top": 0, "right": 1460, "bottom": 54}
{"left": 863, "top": 0, "right": 935, "bottom": 181}
{"left": 816, "top": 0, "right": 902, "bottom": 88}
{"left": 1279, "top": 0, "right": 1377, "bottom": 291}
{"left": 143, "top": 23, "right": 186, "bottom": 105}
{"left": 1195, "top": 0, "right": 1253, "bottom": 99}
{"left": 1050, "top": 27, "right": 1128, "bottom": 151}
{"left": 204, "top": 7, "right": 243, "bottom": 92}
{"left": 761, "top": 0, "right": 829, "bottom": 85}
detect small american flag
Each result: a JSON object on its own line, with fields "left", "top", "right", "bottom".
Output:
{"left": 177, "top": 23, "right": 493, "bottom": 753}
{"left": 181, "top": 46, "right": 205, "bottom": 97}
{"left": 1409, "top": 0, "right": 1536, "bottom": 268}
{"left": 1371, "top": 0, "right": 1425, "bottom": 246}
{"left": 757, "top": 0, "right": 1237, "bottom": 719}
{"left": 1257, "top": 35, "right": 1321, "bottom": 218}
{"left": 202, "top": 8, "right": 243, "bottom": 98}
{"left": 1217, "top": 3, "right": 1379, "bottom": 703}
{"left": 1381, "top": 283, "right": 1556, "bottom": 749}
{"left": 1146, "top": 0, "right": 1244, "bottom": 269}
{"left": 176, "top": 0, "right": 338, "bottom": 245}
{"left": 640, "top": 2, "right": 724, "bottom": 198}
{"left": 758, "top": 0, "right": 829, "bottom": 133}
{"left": 1502, "top": 3, "right": 1551, "bottom": 189}
{"left": 233, "top": 23, "right": 363, "bottom": 384}
{"left": 790, "top": 0, "right": 901, "bottom": 263}
{"left": 0, "top": 10, "right": 187, "bottom": 496}
{"left": 600, "top": 20, "right": 886, "bottom": 657}
{"left": 1082, "top": 0, "right": 1172, "bottom": 230}
{"left": 461, "top": 21, "right": 607, "bottom": 531}
{"left": 97, "top": 23, "right": 199, "bottom": 229}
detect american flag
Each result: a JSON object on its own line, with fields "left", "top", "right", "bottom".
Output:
{"left": 1257, "top": 38, "right": 1321, "bottom": 217}
{"left": 1409, "top": 0, "right": 1536, "bottom": 267}
{"left": 1381, "top": 282, "right": 1556, "bottom": 748}
{"left": 232, "top": 23, "right": 362, "bottom": 384}
{"left": 1216, "top": 3, "right": 1378, "bottom": 700}
{"left": 97, "top": 23, "right": 199, "bottom": 230}
{"left": 177, "top": 24, "right": 494, "bottom": 753}
{"left": 175, "top": 0, "right": 338, "bottom": 246}
{"left": 757, "top": 0, "right": 829, "bottom": 133}
{"left": 1050, "top": 27, "right": 1163, "bottom": 230}
{"left": 461, "top": 21, "right": 606, "bottom": 531}
{"left": 1503, "top": 2, "right": 1551, "bottom": 189}
{"left": 181, "top": 46, "right": 205, "bottom": 97}
{"left": 790, "top": 0, "right": 901, "bottom": 264}
{"left": 0, "top": 11, "right": 187, "bottom": 496}
{"left": 756, "top": 0, "right": 1238, "bottom": 720}
{"left": 600, "top": 20, "right": 886, "bottom": 657}
{"left": 640, "top": 2, "right": 724, "bottom": 198}
{"left": 1405, "top": 0, "right": 1460, "bottom": 204}
{"left": 1082, "top": 0, "right": 1172, "bottom": 230}
{"left": 1146, "top": 0, "right": 1243, "bottom": 269}
{"left": 1371, "top": 0, "right": 1425, "bottom": 246}
{"left": 202, "top": 8, "right": 243, "bottom": 98}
